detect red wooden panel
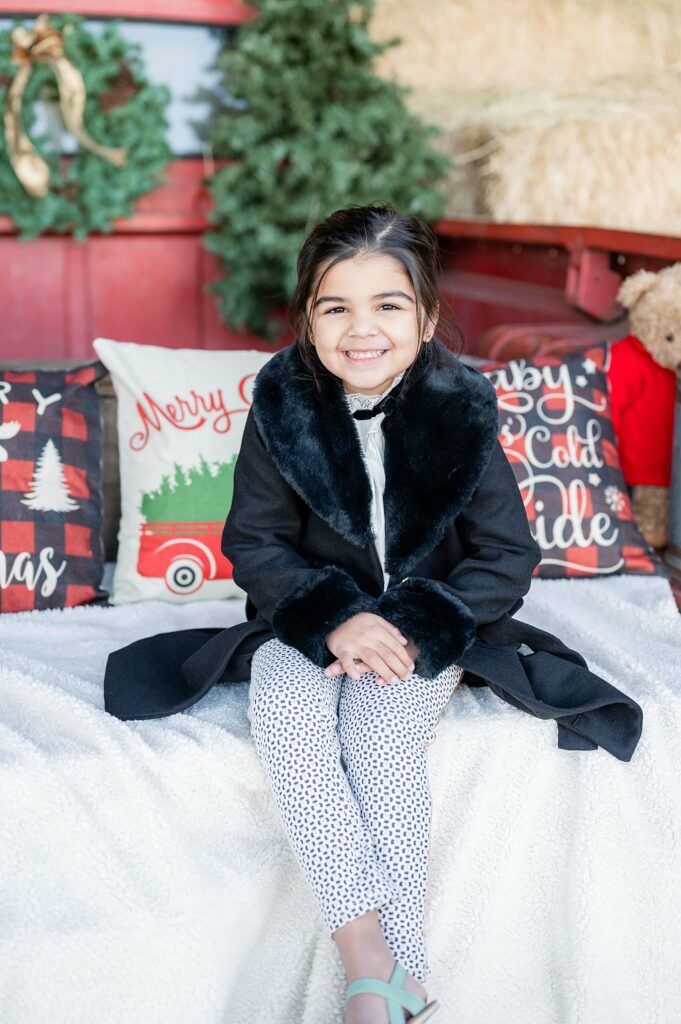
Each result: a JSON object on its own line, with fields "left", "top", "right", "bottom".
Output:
{"left": 0, "top": 159, "right": 225, "bottom": 237}
{"left": 441, "top": 269, "right": 579, "bottom": 318}
{"left": 87, "top": 234, "right": 200, "bottom": 348}
{"left": 0, "top": 1, "right": 255, "bottom": 25}
{"left": 0, "top": 237, "right": 68, "bottom": 357}
{"left": 115, "top": 158, "right": 219, "bottom": 227}
{"left": 200, "top": 243, "right": 241, "bottom": 350}
{"left": 440, "top": 237, "right": 570, "bottom": 288}
{"left": 0, "top": 160, "right": 271, "bottom": 356}
{"left": 475, "top": 321, "right": 628, "bottom": 362}
{"left": 63, "top": 239, "right": 90, "bottom": 354}
{"left": 198, "top": 243, "right": 295, "bottom": 352}
{"left": 440, "top": 268, "right": 590, "bottom": 352}
{"left": 433, "top": 218, "right": 681, "bottom": 261}
{"left": 435, "top": 218, "right": 681, "bottom": 351}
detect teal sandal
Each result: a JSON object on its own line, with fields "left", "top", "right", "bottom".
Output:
{"left": 345, "top": 959, "right": 440, "bottom": 1023}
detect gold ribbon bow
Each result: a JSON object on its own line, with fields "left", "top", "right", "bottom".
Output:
{"left": 3, "top": 14, "right": 128, "bottom": 197}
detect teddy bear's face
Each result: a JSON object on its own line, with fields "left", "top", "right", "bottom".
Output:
{"left": 626, "top": 266, "right": 681, "bottom": 373}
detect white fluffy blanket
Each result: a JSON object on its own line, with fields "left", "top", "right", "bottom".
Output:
{"left": 1, "top": 572, "right": 680, "bottom": 1024}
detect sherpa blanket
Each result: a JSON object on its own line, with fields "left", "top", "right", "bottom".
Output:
{"left": 1, "top": 572, "right": 680, "bottom": 1024}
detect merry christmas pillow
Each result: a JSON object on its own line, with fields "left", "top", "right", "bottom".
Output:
{"left": 479, "top": 345, "right": 666, "bottom": 578}
{"left": 0, "top": 361, "right": 109, "bottom": 612}
{"left": 92, "top": 338, "right": 273, "bottom": 605}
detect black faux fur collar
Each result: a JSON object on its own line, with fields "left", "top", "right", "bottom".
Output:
{"left": 250, "top": 337, "right": 499, "bottom": 578}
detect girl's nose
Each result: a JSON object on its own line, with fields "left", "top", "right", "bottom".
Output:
{"left": 348, "top": 324, "right": 379, "bottom": 338}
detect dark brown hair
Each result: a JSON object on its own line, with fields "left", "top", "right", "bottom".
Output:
{"left": 287, "top": 202, "right": 466, "bottom": 395}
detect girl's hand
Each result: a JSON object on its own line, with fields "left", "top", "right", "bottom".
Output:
{"left": 324, "top": 637, "right": 420, "bottom": 684}
{"left": 324, "top": 613, "right": 419, "bottom": 686}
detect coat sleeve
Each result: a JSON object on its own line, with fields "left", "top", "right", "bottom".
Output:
{"left": 376, "top": 437, "right": 543, "bottom": 678}
{"left": 221, "top": 407, "right": 380, "bottom": 668}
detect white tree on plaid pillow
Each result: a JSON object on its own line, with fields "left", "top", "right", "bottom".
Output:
{"left": 21, "top": 438, "right": 80, "bottom": 512}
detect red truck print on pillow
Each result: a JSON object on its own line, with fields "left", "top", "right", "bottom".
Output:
{"left": 136, "top": 453, "right": 236, "bottom": 595}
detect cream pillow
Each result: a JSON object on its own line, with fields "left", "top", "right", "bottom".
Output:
{"left": 92, "top": 338, "right": 273, "bottom": 604}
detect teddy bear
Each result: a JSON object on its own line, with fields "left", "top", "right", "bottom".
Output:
{"left": 607, "top": 263, "right": 681, "bottom": 550}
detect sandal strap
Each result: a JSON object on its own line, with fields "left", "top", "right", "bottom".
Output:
{"left": 345, "top": 976, "right": 427, "bottom": 1017}
{"left": 390, "top": 961, "right": 407, "bottom": 987}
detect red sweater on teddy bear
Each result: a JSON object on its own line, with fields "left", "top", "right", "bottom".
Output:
{"left": 606, "top": 334, "right": 676, "bottom": 487}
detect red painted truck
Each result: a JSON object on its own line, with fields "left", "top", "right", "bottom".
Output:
{"left": 136, "top": 519, "right": 232, "bottom": 596}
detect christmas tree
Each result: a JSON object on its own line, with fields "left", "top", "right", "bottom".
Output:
{"left": 201, "top": 0, "right": 453, "bottom": 341}
{"left": 140, "top": 454, "right": 237, "bottom": 522}
{"left": 21, "top": 439, "right": 80, "bottom": 512}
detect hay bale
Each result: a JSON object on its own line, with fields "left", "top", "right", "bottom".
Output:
{"left": 371, "top": 0, "right": 681, "bottom": 95}
{"left": 370, "top": 2, "right": 681, "bottom": 232}
{"left": 468, "top": 74, "right": 681, "bottom": 233}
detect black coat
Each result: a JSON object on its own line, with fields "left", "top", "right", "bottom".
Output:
{"left": 103, "top": 338, "right": 643, "bottom": 761}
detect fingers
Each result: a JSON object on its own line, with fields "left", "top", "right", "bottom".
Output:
{"left": 324, "top": 655, "right": 408, "bottom": 686}
{"left": 324, "top": 659, "right": 348, "bottom": 678}
{"left": 374, "top": 635, "right": 415, "bottom": 677}
{"left": 322, "top": 614, "right": 417, "bottom": 686}
{"left": 325, "top": 654, "right": 363, "bottom": 681}
{"left": 351, "top": 637, "right": 414, "bottom": 686}
{"left": 339, "top": 655, "right": 360, "bottom": 679}
{"left": 372, "top": 615, "right": 410, "bottom": 647}
{"left": 325, "top": 613, "right": 407, "bottom": 678}
{"left": 364, "top": 650, "right": 414, "bottom": 686}
{"left": 373, "top": 619, "right": 417, "bottom": 678}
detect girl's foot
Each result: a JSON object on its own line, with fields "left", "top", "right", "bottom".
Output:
{"left": 344, "top": 954, "right": 428, "bottom": 1023}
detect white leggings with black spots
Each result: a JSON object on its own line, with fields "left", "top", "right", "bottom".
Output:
{"left": 247, "top": 636, "right": 464, "bottom": 984}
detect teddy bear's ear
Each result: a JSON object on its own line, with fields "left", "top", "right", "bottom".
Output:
{"left": 616, "top": 269, "right": 658, "bottom": 310}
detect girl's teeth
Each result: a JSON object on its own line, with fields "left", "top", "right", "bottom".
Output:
{"left": 346, "top": 350, "right": 386, "bottom": 360}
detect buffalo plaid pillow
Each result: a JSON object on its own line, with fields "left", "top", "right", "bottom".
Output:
{"left": 479, "top": 344, "right": 666, "bottom": 579}
{"left": 0, "top": 360, "right": 109, "bottom": 612}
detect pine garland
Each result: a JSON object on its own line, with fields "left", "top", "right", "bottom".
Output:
{"left": 202, "top": 0, "right": 454, "bottom": 342}
{"left": 0, "top": 13, "right": 172, "bottom": 239}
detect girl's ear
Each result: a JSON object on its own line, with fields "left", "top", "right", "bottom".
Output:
{"left": 424, "top": 303, "right": 439, "bottom": 342}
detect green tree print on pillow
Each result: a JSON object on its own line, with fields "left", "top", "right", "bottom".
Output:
{"left": 139, "top": 454, "right": 237, "bottom": 523}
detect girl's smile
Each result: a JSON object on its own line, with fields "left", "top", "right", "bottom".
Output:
{"left": 343, "top": 348, "right": 388, "bottom": 363}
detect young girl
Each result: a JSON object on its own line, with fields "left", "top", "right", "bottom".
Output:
{"left": 103, "top": 201, "right": 642, "bottom": 1021}
{"left": 226, "top": 201, "right": 541, "bottom": 1024}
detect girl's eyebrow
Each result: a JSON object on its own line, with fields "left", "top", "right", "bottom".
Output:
{"left": 312, "top": 290, "right": 415, "bottom": 308}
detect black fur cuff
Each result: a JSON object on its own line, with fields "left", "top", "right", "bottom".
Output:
{"left": 271, "top": 565, "right": 380, "bottom": 668}
{"left": 377, "top": 576, "right": 477, "bottom": 678}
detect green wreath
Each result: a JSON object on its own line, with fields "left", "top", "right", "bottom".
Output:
{"left": 0, "top": 13, "right": 172, "bottom": 239}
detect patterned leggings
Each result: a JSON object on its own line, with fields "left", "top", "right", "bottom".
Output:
{"left": 247, "top": 636, "right": 464, "bottom": 984}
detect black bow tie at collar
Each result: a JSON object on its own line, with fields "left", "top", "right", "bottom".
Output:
{"left": 349, "top": 378, "right": 405, "bottom": 420}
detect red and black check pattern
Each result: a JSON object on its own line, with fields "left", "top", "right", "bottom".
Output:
{"left": 0, "top": 361, "right": 109, "bottom": 612}
{"left": 480, "top": 345, "right": 665, "bottom": 579}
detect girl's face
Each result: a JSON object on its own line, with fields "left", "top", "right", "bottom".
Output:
{"left": 306, "top": 252, "right": 437, "bottom": 396}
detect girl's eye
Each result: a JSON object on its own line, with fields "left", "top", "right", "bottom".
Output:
{"left": 325, "top": 303, "right": 399, "bottom": 314}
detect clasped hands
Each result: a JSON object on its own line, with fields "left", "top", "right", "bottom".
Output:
{"left": 324, "top": 611, "right": 420, "bottom": 686}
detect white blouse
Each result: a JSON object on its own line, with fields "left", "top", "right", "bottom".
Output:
{"left": 342, "top": 371, "right": 405, "bottom": 593}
